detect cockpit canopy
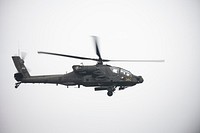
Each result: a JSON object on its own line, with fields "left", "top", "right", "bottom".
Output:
{"left": 110, "top": 66, "right": 132, "bottom": 77}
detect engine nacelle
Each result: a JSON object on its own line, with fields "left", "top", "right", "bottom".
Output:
{"left": 72, "top": 65, "right": 97, "bottom": 75}
{"left": 14, "top": 73, "right": 23, "bottom": 81}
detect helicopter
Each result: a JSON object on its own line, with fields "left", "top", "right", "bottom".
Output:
{"left": 12, "top": 36, "right": 164, "bottom": 96}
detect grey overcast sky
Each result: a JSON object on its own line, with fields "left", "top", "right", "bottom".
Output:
{"left": 1, "top": 0, "right": 200, "bottom": 133}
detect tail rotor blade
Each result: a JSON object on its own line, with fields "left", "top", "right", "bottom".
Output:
{"left": 21, "top": 52, "right": 27, "bottom": 60}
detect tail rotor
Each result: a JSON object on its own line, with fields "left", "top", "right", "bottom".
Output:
{"left": 21, "top": 51, "right": 27, "bottom": 60}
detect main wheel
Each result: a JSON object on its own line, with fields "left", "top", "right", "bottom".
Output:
{"left": 107, "top": 91, "right": 113, "bottom": 97}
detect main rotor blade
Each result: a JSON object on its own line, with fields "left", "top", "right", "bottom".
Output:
{"left": 92, "top": 36, "right": 102, "bottom": 61}
{"left": 38, "top": 51, "right": 164, "bottom": 62}
{"left": 102, "top": 59, "right": 165, "bottom": 62}
{"left": 38, "top": 51, "right": 99, "bottom": 61}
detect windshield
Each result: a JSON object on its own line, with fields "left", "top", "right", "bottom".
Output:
{"left": 120, "top": 68, "right": 132, "bottom": 77}
{"left": 110, "top": 66, "right": 120, "bottom": 74}
{"left": 110, "top": 66, "right": 132, "bottom": 77}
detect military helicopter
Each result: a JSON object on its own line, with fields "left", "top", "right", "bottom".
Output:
{"left": 12, "top": 36, "right": 164, "bottom": 96}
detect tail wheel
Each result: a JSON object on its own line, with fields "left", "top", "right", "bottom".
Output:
{"left": 15, "top": 82, "right": 21, "bottom": 88}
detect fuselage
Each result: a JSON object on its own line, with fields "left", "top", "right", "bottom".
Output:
{"left": 19, "top": 64, "right": 143, "bottom": 88}
{"left": 12, "top": 56, "right": 144, "bottom": 96}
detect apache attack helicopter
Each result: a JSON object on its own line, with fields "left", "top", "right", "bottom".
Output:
{"left": 12, "top": 36, "right": 164, "bottom": 96}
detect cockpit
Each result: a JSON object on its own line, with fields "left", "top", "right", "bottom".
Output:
{"left": 110, "top": 66, "right": 133, "bottom": 78}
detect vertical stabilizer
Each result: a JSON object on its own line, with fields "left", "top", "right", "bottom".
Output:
{"left": 12, "top": 56, "right": 30, "bottom": 78}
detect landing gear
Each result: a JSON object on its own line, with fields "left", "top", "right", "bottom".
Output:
{"left": 15, "top": 82, "right": 21, "bottom": 88}
{"left": 107, "top": 87, "right": 116, "bottom": 97}
{"left": 107, "top": 91, "right": 113, "bottom": 97}
{"left": 119, "top": 86, "right": 127, "bottom": 90}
